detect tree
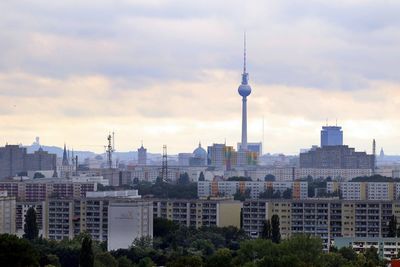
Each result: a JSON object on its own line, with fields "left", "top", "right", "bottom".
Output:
{"left": 80, "top": 235, "right": 94, "bottom": 267}
{"left": 94, "top": 252, "right": 118, "bottom": 267}
{"left": 261, "top": 220, "right": 272, "bottom": 239}
{"left": 259, "top": 187, "right": 274, "bottom": 199}
{"left": 23, "top": 207, "right": 39, "bottom": 240}
{"left": 364, "top": 246, "right": 380, "bottom": 266}
{"left": 33, "top": 172, "right": 45, "bottom": 179}
{"left": 167, "top": 255, "right": 202, "bottom": 267}
{"left": 264, "top": 174, "right": 275, "bottom": 181}
{"left": 338, "top": 246, "right": 357, "bottom": 262}
{"left": 178, "top": 173, "right": 190, "bottom": 185}
{"left": 117, "top": 256, "right": 134, "bottom": 267}
{"left": 234, "top": 188, "right": 251, "bottom": 201}
{"left": 227, "top": 176, "right": 252, "bottom": 181}
{"left": 282, "top": 188, "right": 292, "bottom": 199}
{"left": 206, "top": 248, "right": 232, "bottom": 267}
{"left": 388, "top": 215, "right": 397, "bottom": 237}
{"left": 198, "top": 172, "right": 205, "bottom": 181}
{"left": 271, "top": 214, "right": 281, "bottom": 244}
{"left": 0, "top": 234, "right": 39, "bottom": 267}
{"left": 154, "top": 218, "right": 179, "bottom": 238}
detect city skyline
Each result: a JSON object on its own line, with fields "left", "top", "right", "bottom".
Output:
{"left": 1, "top": 1, "right": 400, "bottom": 154}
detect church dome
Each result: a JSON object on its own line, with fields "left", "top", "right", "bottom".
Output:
{"left": 193, "top": 143, "right": 207, "bottom": 159}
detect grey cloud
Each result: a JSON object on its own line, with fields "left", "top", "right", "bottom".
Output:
{"left": 0, "top": 0, "right": 399, "bottom": 90}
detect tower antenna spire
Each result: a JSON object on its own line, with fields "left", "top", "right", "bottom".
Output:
{"left": 243, "top": 31, "right": 247, "bottom": 74}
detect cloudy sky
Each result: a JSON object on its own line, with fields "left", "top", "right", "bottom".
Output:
{"left": 1, "top": 0, "right": 400, "bottom": 155}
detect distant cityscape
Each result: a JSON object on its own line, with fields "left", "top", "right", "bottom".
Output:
{"left": 1, "top": 35, "right": 400, "bottom": 266}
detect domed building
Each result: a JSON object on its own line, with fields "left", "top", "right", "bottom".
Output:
{"left": 190, "top": 143, "right": 207, "bottom": 166}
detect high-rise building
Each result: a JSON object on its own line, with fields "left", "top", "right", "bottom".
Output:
{"left": 321, "top": 126, "right": 343, "bottom": 147}
{"left": 0, "top": 145, "right": 26, "bottom": 179}
{"left": 137, "top": 144, "right": 147, "bottom": 166}
{"left": 0, "top": 145, "right": 57, "bottom": 179}
{"left": 238, "top": 34, "right": 251, "bottom": 151}
{"left": 300, "top": 145, "right": 374, "bottom": 170}
{"left": 25, "top": 148, "right": 57, "bottom": 172}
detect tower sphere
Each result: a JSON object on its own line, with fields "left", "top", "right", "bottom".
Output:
{"left": 238, "top": 83, "right": 251, "bottom": 97}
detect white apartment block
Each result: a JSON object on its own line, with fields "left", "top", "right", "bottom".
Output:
{"left": 328, "top": 181, "right": 400, "bottom": 201}
{"left": 198, "top": 181, "right": 308, "bottom": 199}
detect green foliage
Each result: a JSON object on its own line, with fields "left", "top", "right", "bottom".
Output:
{"left": 178, "top": 173, "right": 190, "bottom": 184}
{"left": 227, "top": 176, "right": 252, "bottom": 181}
{"left": 338, "top": 246, "right": 358, "bottom": 262}
{"left": 136, "top": 181, "right": 198, "bottom": 199}
{"left": 261, "top": 220, "right": 271, "bottom": 239}
{"left": 94, "top": 252, "right": 118, "bottom": 267}
{"left": 264, "top": 174, "right": 276, "bottom": 181}
{"left": 271, "top": 215, "right": 281, "bottom": 244}
{"left": 0, "top": 233, "right": 39, "bottom": 267}
{"left": 23, "top": 207, "right": 39, "bottom": 241}
{"left": 117, "top": 256, "right": 134, "bottom": 267}
{"left": 206, "top": 248, "right": 232, "bottom": 267}
{"left": 166, "top": 255, "right": 202, "bottom": 267}
{"left": 137, "top": 257, "right": 155, "bottom": 267}
{"left": 80, "top": 235, "right": 94, "bottom": 267}
{"left": 198, "top": 172, "right": 205, "bottom": 181}
{"left": 154, "top": 218, "right": 179, "bottom": 238}
{"left": 351, "top": 174, "right": 397, "bottom": 182}
{"left": 282, "top": 188, "right": 292, "bottom": 199}
{"left": 33, "top": 172, "right": 45, "bottom": 178}
{"left": 233, "top": 188, "right": 251, "bottom": 201}
{"left": 388, "top": 215, "right": 397, "bottom": 237}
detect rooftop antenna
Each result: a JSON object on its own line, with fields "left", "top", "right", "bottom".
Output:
{"left": 106, "top": 133, "right": 114, "bottom": 169}
{"left": 326, "top": 118, "right": 328, "bottom": 126}
{"left": 112, "top": 131, "right": 115, "bottom": 151}
{"left": 336, "top": 119, "right": 338, "bottom": 126}
{"left": 161, "top": 145, "right": 168, "bottom": 182}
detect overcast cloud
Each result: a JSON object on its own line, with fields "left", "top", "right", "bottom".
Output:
{"left": 0, "top": 0, "right": 400, "bottom": 154}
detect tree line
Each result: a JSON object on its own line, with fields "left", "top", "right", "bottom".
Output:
{"left": 0, "top": 207, "right": 391, "bottom": 267}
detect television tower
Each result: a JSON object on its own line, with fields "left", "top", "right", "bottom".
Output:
{"left": 238, "top": 32, "right": 252, "bottom": 151}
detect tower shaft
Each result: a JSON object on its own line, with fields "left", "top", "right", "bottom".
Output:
{"left": 241, "top": 97, "right": 248, "bottom": 150}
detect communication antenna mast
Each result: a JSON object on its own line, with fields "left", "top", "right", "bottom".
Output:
{"left": 112, "top": 131, "right": 115, "bottom": 151}
{"left": 161, "top": 145, "right": 168, "bottom": 182}
{"left": 105, "top": 133, "right": 114, "bottom": 169}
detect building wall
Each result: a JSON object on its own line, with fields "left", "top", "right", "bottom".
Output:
{"left": 107, "top": 201, "right": 153, "bottom": 251}
{"left": 0, "top": 196, "right": 16, "bottom": 234}
{"left": 217, "top": 202, "right": 242, "bottom": 228}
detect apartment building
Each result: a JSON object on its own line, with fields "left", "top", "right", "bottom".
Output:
{"left": 108, "top": 201, "right": 153, "bottom": 250}
{"left": 153, "top": 198, "right": 242, "bottom": 229}
{"left": 327, "top": 181, "right": 400, "bottom": 200}
{"left": 197, "top": 181, "right": 308, "bottom": 199}
{"left": 16, "top": 201, "right": 46, "bottom": 237}
{"left": 0, "top": 195, "right": 16, "bottom": 234}
{"left": 0, "top": 179, "right": 97, "bottom": 201}
{"left": 335, "top": 237, "right": 400, "bottom": 260}
{"left": 242, "top": 199, "right": 399, "bottom": 251}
